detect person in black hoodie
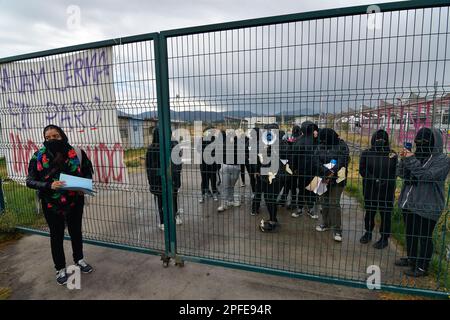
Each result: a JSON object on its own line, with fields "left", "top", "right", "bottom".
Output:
{"left": 252, "top": 124, "right": 290, "bottom": 232}
{"left": 199, "top": 128, "right": 219, "bottom": 203}
{"left": 396, "top": 127, "right": 450, "bottom": 277}
{"left": 279, "top": 125, "right": 301, "bottom": 208}
{"left": 359, "top": 129, "right": 398, "bottom": 249}
{"left": 26, "top": 125, "right": 94, "bottom": 286}
{"left": 314, "top": 128, "right": 350, "bottom": 242}
{"left": 290, "top": 121, "right": 319, "bottom": 218}
{"left": 146, "top": 127, "right": 183, "bottom": 231}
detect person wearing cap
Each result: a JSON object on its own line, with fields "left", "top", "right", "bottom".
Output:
{"left": 313, "top": 128, "right": 350, "bottom": 242}
{"left": 26, "top": 125, "right": 94, "bottom": 286}
{"left": 359, "top": 129, "right": 398, "bottom": 249}
{"left": 396, "top": 127, "right": 450, "bottom": 277}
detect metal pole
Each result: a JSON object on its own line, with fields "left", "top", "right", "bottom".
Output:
{"left": 432, "top": 81, "right": 438, "bottom": 129}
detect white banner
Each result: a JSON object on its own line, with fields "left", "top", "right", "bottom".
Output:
{"left": 0, "top": 47, "right": 128, "bottom": 186}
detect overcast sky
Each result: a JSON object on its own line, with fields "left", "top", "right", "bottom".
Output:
{"left": 0, "top": 0, "right": 406, "bottom": 58}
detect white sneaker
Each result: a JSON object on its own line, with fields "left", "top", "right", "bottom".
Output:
{"left": 213, "top": 194, "right": 219, "bottom": 201}
{"left": 158, "top": 224, "right": 165, "bottom": 231}
{"left": 199, "top": 197, "right": 205, "bottom": 203}
{"left": 291, "top": 209, "right": 303, "bottom": 218}
{"left": 334, "top": 232, "right": 343, "bottom": 242}
{"left": 175, "top": 215, "right": 183, "bottom": 225}
{"left": 217, "top": 204, "right": 228, "bottom": 212}
{"left": 306, "top": 210, "right": 319, "bottom": 219}
{"left": 233, "top": 200, "right": 241, "bottom": 207}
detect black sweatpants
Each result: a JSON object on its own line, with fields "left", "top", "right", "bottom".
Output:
{"left": 155, "top": 192, "right": 178, "bottom": 225}
{"left": 402, "top": 210, "right": 437, "bottom": 270}
{"left": 200, "top": 166, "right": 218, "bottom": 195}
{"left": 252, "top": 176, "right": 283, "bottom": 222}
{"left": 42, "top": 197, "right": 85, "bottom": 271}
{"left": 364, "top": 200, "right": 393, "bottom": 238}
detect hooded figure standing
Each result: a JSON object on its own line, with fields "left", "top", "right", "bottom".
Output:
{"left": 199, "top": 128, "right": 219, "bottom": 203}
{"left": 146, "top": 127, "right": 183, "bottom": 231}
{"left": 359, "top": 129, "right": 398, "bottom": 249}
{"left": 396, "top": 127, "right": 450, "bottom": 277}
{"left": 290, "top": 121, "right": 319, "bottom": 218}
{"left": 279, "top": 125, "right": 301, "bottom": 208}
{"left": 314, "top": 128, "right": 350, "bottom": 242}
{"left": 26, "top": 125, "right": 94, "bottom": 286}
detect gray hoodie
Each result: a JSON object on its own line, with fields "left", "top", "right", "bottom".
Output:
{"left": 397, "top": 128, "right": 450, "bottom": 221}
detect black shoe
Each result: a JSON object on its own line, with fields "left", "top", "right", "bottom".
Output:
{"left": 395, "top": 257, "right": 414, "bottom": 267}
{"left": 359, "top": 232, "right": 372, "bottom": 244}
{"left": 76, "top": 259, "right": 94, "bottom": 273}
{"left": 404, "top": 267, "right": 428, "bottom": 277}
{"left": 373, "top": 238, "right": 389, "bottom": 249}
{"left": 259, "top": 219, "right": 278, "bottom": 232}
{"left": 56, "top": 268, "right": 68, "bottom": 286}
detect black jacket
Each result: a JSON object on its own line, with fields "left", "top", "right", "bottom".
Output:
{"left": 290, "top": 122, "right": 318, "bottom": 182}
{"left": 145, "top": 140, "right": 182, "bottom": 194}
{"left": 314, "top": 139, "right": 350, "bottom": 187}
{"left": 359, "top": 131, "right": 398, "bottom": 203}
{"left": 200, "top": 135, "right": 219, "bottom": 172}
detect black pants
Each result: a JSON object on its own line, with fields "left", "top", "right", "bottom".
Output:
{"left": 402, "top": 210, "right": 437, "bottom": 271}
{"left": 280, "top": 175, "right": 297, "bottom": 206}
{"left": 246, "top": 165, "right": 257, "bottom": 193}
{"left": 364, "top": 200, "right": 393, "bottom": 238}
{"left": 155, "top": 192, "right": 178, "bottom": 225}
{"left": 297, "top": 177, "right": 315, "bottom": 209}
{"left": 42, "top": 197, "right": 84, "bottom": 271}
{"left": 200, "top": 166, "right": 218, "bottom": 195}
{"left": 252, "top": 176, "right": 283, "bottom": 222}
{"left": 240, "top": 164, "right": 246, "bottom": 184}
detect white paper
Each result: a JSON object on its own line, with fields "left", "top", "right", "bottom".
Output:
{"left": 59, "top": 173, "right": 95, "bottom": 195}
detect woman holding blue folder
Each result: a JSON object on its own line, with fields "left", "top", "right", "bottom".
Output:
{"left": 26, "top": 124, "right": 94, "bottom": 286}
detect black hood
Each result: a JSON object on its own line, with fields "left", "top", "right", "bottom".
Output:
{"left": 414, "top": 127, "right": 439, "bottom": 162}
{"left": 152, "top": 127, "right": 160, "bottom": 144}
{"left": 43, "top": 124, "right": 69, "bottom": 143}
{"left": 319, "top": 128, "right": 340, "bottom": 147}
{"left": 301, "top": 121, "right": 318, "bottom": 136}
{"left": 292, "top": 125, "right": 301, "bottom": 138}
{"left": 370, "top": 129, "right": 390, "bottom": 152}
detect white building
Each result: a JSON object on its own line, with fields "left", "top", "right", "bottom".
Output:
{"left": 244, "top": 116, "right": 277, "bottom": 128}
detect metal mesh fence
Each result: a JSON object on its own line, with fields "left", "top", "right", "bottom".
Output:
{"left": 0, "top": 1, "right": 449, "bottom": 297}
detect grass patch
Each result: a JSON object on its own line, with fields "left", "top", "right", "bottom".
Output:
{"left": 0, "top": 288, "right": 11, "bottom": 300}
{"left": 124, "top": 148, "right": 146, "bottom": 170}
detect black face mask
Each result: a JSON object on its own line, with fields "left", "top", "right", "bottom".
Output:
{"left": 44, "top": 139, "right": 68, "bottom": 155}
{"left": 414, "top": 129, "right": 434, "bottom": 161}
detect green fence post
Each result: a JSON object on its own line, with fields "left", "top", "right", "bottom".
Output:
{"left": 154, "top": 34, "right": 177, "bottom": 260}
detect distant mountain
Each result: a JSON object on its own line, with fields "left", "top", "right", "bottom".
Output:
{"left": 129, "top": 110, "right": 258, "bottom": 122}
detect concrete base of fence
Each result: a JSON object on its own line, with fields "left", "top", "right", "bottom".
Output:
{"left": 0, "top": 234, "right": 381, "bottom": 300}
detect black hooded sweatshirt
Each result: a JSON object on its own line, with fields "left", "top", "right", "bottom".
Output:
{"left": 145, "top": 127, "right": 182, "bottom": 194}
{"left": 290, "top": 121, "right": 319, "bottom": 181}
{"left": 359, "top": 129, "right": 398, "bottom": 203}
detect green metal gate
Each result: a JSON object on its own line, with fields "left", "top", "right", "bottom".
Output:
{"left": 1, "top": 0, "right": 449, "bottom": 298}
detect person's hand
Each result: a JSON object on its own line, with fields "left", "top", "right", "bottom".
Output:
{"left": 51, "top": 181, "right": 66, "bottom": 190}
{"left": 400, "top": 149, "right": 414, "bottom": 158}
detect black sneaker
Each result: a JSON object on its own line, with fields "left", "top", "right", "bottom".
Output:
{"left": 359, "top": 232, "right": 372, "bottom": 244}
{"left": 259, "top": 219, "right": 278, "bottom": 232}
{"left": 76, "top": 259, "right": 93, "bottom": 273}
{"left": 373, "top": 237, "right": 389, "bottom": 249}
{"left": 56, "top": 268, "right": 68, "bottom": 286}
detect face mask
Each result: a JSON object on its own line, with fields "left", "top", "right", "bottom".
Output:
{"left": 44, "top": 139, "right": 67, "bottom": 154}
{"left": 374, "top": 139, "right": 386, "bottom": 147}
